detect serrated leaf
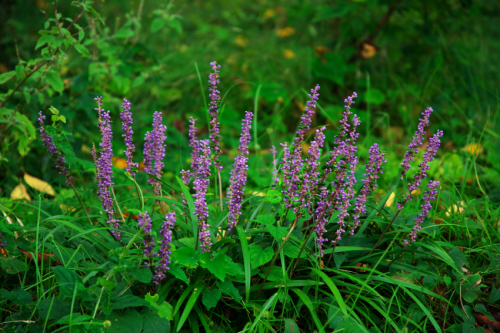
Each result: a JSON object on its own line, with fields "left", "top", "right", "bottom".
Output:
{"left": 258, "top": 266, "right": 283, "bottom": 282}
{"left": 145, "top": 292, "right": 173, "bottom": 320}
{"left": 133, "top": 267, "right": 153, "bottom": 283}
{"left": 255, "top": 214, "right": 275, "bottom": 225}
{"left": 0, "top": 71, "right": 16, "bottom": 85}
{"left": 200, "top": 252, "right": 228, "bottom": 281}
{"left": 111, "top": 294, "right": 150, "bottom": 310}
{"left": 74, "top": 43, "right": 90, "bottom": 57}
{"left": 266, "top": 189, "right": 282, "bottom": 203}
{"left": 249, "top": 244, "right": 273, "bottom": 268}
{"left": 283, "top": 242, "right": 307, "bottom": 259}
{"left": 267, "top": 225, "right": 288, "bottom": 241}
{"left": 216, "top": 279, "right": 241, "bottom": 302}
{"left": 201, "top": 288, "right": 221, "bottom": 309}
{"left": 35, "top": 35, "right": 54, "bottom": 49}
{"left": 173, "top": 247, "right": 199, "bottom": 266}
{"left": 24, "top": 173, "right": 56, "bottom": 196}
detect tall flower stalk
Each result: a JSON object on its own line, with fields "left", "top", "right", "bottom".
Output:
{"left": 144, "top": 111, "right": 167, "bottom": 196}
{"left": 180, "top": 117, "right": 200, "bottom": 205}
{"left": 193, "top": 140, "right": 212, "bottom": 252}
{"left": 405, "top": 180, "right": 440, "bottom": 244}
{"left": 153, "top": 212, "right": 175, "bottom": 283}
{"left": 91, "top": 97, "right": 121, "bottom": 239}
{"left": 120, "top": 99, "right": 138, "bottom": 176}
{"left": 138, "top": 211, "right": 154, "bottom": 260}
{"left": 227, "top": 111, "right": 253, "bottom": 232}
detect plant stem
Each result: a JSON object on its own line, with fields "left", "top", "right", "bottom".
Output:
{"left": 368, "top": 208, "right": 402, "bottom": 255}
{"left": 218, "top": 169, "right": 223, "bottom": 211}
{"left": 70, "top": 181, "right": 94, "bottom": 226}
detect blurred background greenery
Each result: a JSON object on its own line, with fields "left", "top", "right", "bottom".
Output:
{"left": 1, "top": 0, "right": 499, "bottom": 203}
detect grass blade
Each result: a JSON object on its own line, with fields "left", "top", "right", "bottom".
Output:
{"left": 249, "top": 293, "right": 278, "bottom": 333}
{"left": 176, "top": 284, "right": 205, "bottom": 332}
{"left": 236, "top": 226, "right": 251, "bottom": 302}
{"left": 290, "top": 289, "right": 325, "bottom": 333}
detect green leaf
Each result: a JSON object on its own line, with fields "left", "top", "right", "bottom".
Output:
{"left": 312, "top": 53, "right": 350, "bottom": 86}
{"left": 74, "top": 43, "right": 90, "bottom": 57}
{"left": 176, "top": 285, "right": 205, "bottom": 332}
{"left": 0, "top": 71, "right": 16, "bottom": 85}
{"left": 449, "top": 247, "right": 469, "bottom": 270}
{"left": 38, "top": 297, "right": 70, "bottom": 320}
{"left": 284, "top": 318, "right": 300, "bottom": 333}
{"left": 97, "top": 277, "right": 116, "bottom": 290}
{"left": 489, "top": 285, "right": 500, "bottom": 304}
{"left": 1, "top": 258, "right": 29, "bottom": 274}
{"left": 365, "top": 88, "right": 386, "bottom": 104}
{"left": 46, "top": 71, "right": 64, "bottom": 92}
{"left": 133, "top": 267, "right": 153, "bottom": 284}
{"left": 111, "top": 294, "right": 150, "bottom": 310}
{"left": 173, "top": 247, "right": 200, "bottom": 266}
{"left": 0, "top": 289, "right": 32, "bottom": 307}
{"left": 327, "top": 304, "right": 346, "bottom": 329}
{"left": 201, "top": 288, "right": 221, "bottom": 309}
{"left": 474, "top": 304, "right": 495, "bottom": 321}
{"left": 168, "top": 264, "right": 188, "bottom": 284}
{"left": 291, "top": 289, "right": 326, "bottom": 333}
{"left": 168, "top": 19, "right": 182, "bottom": 34}
{"left": 200, "top": 252, "right": 227, "bottom": 281}
{"left": 283, "top": 242, "right": 307, "bottom": 259}
{"left": 106, "top": 309, "right": 143, "bottom": 333}
{"left": 236, "top": 226, "right": 251, "bottom": 302}
{"left": 455, "top": 274, "right": 485, "bottom": 303}
{"left": 35, "top": 35, "right": 54, "bottom": 49}
{"left": 216, "top": 279, "right": 242, "bottom": 303}
{"left": 333, "top": 252, "right": 347, "bottom": 268}
{"left": 225, "top": 257, "right": 244, "bottom": 276}
{"left": 255, "top": 214, "right": 275, "bottom": 225}
{"left": 267, "top": 225, "right": 288, "bottom": 241}
{"left": 78, "top": 30, "right": 85, "bottom": 42}
{"left": 15, "top": 64, "right": 24, "bottom": 80}
{"left": 145, "top": 292, "right": 173, "bottom": 320}
{"left": 151, "top": 18, "right": 166, "bottom": 33}
{"left": 249, "top": 244, "right": 273, "bottom": 268}
{"left": 258, "top": 266, "right": 283, "bottom": 282}
{"left": 141, "top": 307, "right": 171, "bottom": 333}
{"left": 266, "top": 189, "right": 282, "bottom": 203}
{"left": 114, "top": 27, "right": 135, "bottom": 38}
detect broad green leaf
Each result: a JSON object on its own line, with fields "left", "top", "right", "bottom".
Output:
{"left": 141, "top": 307, "right": 171, "bottom": 333}
{"left": 115, "top": 27, "right": 135, "bottom": 38}
{"left": 216, "top": 279, "right": 242, "bottom": 302}
{"left": 74, "top": 43, "right": 90, "bottom": 57}
{"left": 284, "top": 318, "right": 300, "bottom": 333}
{"left": 333, "top": 252, "right": 347, "bottom": 268}
{"left": 144, "top": 293, "right": 173, "bottom": 320}
{"left": 15, "top": 64, "right": 24, "bottom": 80}
{"left": 0, "top": 289, "right": 32, "bottom": 307}
{"left": 327, "top": 304, "right": 346, "bottom": 329}
{"left": 168, "top": 19, "right": 183, "bottom": 34}
{"left": 106, "top": 309, "right": 143, "bottom": 333}
{"left": 255, "top": 214, "right": 275, "bottom": 225}
{"left": 1, "top": 258, "right": 28, "bottom": 274}
{"left": 168, "top": 264, "right": 188, "bottom": 284}
{"left": 456, "top": 274, "right": 486, "bottom": 303}
{"left": 38, "top": 297, "right": 70, "bottom": 320}
{"left": 133, "top": 267, "right": 153, "bottom": 284}
{"left": 151, "top": 18, "right": 166, "bottom": 33}
{"left": 46, "top": 71, "right": 64, "bottom": 92}
{"left": 52, "top": 266, "right": 85, "bottom": 297}
{"left": 97, "top": 277, "right": 116, "bottom": 290}
{"left": 201, "top": 288, "right": 221, "bottom": 309}
{"left": 266, "top": 189, "right": 282, "bottom": 203}
{"left": 111, "top": 294, "right": 150, "bottom": 310}
{"left": 258, "top": 266, "right": 282, "bottom": 282}
{"left": 449, "top": 247, "right": 469, "bottom": 270}
{"left": 474, "top": 303, "right": 495, "bottom": 321}
{"left": 200, "top": 252, "right": 227, "bottom": 281}
{"left": 267, "top": 225, "right": 288, "bottom": 241}
{"left": 489, "top": 285, "right": 500, "bottom": 304}
{"left": 365, "top": 88, "right": 386, "bottom": 104}
{"left": 35, "top": 35, "right": 54, "bottom": 49}
{"left": 173, "top": 247, "right": 200, "bottom": 266}
{"left": 225, "top": 256, "right": 244, "bottom": 276}
{"left": 0, "top": 71, "right": 16, "bottom": 84}
{"left": 283, "top": 242, "right": 307, "bottom": 259}
{"left": 249, "top": 244, "right": 273, "bottom": 268}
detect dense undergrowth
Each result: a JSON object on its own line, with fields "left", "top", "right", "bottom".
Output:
{"left": 1, "top": 1, "right": 500, "bottom": 333}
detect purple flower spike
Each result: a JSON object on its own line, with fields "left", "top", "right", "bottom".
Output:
{"left": 208, "top": 61, "right": 223, "bottom": 172}
{"left": 138, "top": 211, "right": 154, "bottom": 259}
{"left": 38, "top": 111, "right": 72, "bottom": 185}
{"left": 153, "top": 212, "right": 175, "bottom": 284}
{"left": 120, "top": 99, "right": 138, "bottom": 176}
{"left": 350, "top": 144, "right": 386, "bottom": 235}
{"left": 91, "top": 97, "right": 121, "bottom": 239}
{"left": 314, "top": 186, "right": 331, "bottom": 257}
{"left": 193, "top": 140, "right": 212, "bottom": 252}
{"left": 227, "top": 111, "right": 253, "bottom": 232}
{"left": 397, "top": 129, "right": 443, "bottom": 210}
{"left": 405, "top": 180, "right": 440, "bottom": 244}
{"left": 270, "top": 146, "right": 278, "bottom": 186}
{"left": 401, "top": 107, "right": 433, "bottom": 178}
{"left": 144, "top": 111, "right": 167, "bottom": 196}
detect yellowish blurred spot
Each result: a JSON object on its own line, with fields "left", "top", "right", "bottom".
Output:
{"left": 410, "top": 188, "right": 422, "bottom": 196}
{"left": 263, "top": 8, "right": 275, "bottom": 19}
{"left": 283, "top": 49, "right": 295, "bottom": 59}
{"left": 302, "top": 142, "right": 310, "bottom": 155}
{"left": 385, "top": 192, "right": 395, "bottom": 207}
{"left": 179, "top": 45, "right": 188, "bottom": 52}
{"left": 36, "top": 0, "right": 49, "bottom": 9}
{"left": 277, "top": 27, "right": 294, "bottom": 38}
{"left": 112, "top": 157, "right": 128, "bottom": 169}
{"left": 295, "top": 99, "right": 305, "bottom": 111}
{"left": 234, "top": 35, "right": 249, "bottom": 47}
{"left": 445, "top": 201, "right": 465, "bottom": 217}
{"left": 360, "top": 43, "right": 377, "bottom": 59}
{"left": 81, "top": 144, "right": 91, "bottom": 153}
{"left": 138, "top": 162, "right": 146, "bottom": 172}
{"left": 24, "top": 173, "right": 56, "bottom": 196}
{"left": 277, "top": 97, "right": 283, "bottom": 103}
{"left": 11, "top": 184, "right": 31, "bottom": 201}
{"left": 242, "top": 63, "right": 248, "bottom": 73}
{"left": 464, "top": 142, "right": 483, "bottom": 156}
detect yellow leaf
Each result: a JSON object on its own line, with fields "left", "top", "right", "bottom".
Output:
{"left": 410, "top": 188, "right": 422, "bottom": 196}
{"left": 360, "top": 43, "right": 377, "bottom": 59}
{"left": 302, "top": 142, "right": 310, "bottom": 155}
{"left": 24, "top": 173, "right": 56, "bottom": 196}
{"left": 11, "top": 184, "right": 31, "bottom": 201}
{"left": 283, "top": 49, "right": 295, "bottom": 59}
{"left": 262, "top": 8, "right": 276, "bottom": 19}
{"left": 112, "top": 157, "right": 128, "bottom": 170}
{"left": 234, "top": 35, "right": 248, "bottom": 47}
{"left": 464, "top": 142, "right": 483, "bottom": 156}
{"left": 277, "top": 27, "right": 294, "bottom": 38}
{"left": 385, "top": 192, "right": 395, "bottom": 207}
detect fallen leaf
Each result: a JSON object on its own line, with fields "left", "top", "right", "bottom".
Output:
{"left": 24, "top": 173, "right": 56, "bottom": 196}
{"left": 360, "top": 42, "right": 377, "bottom": 59}
{"left": 11, "top": 184, "right": 31, "bottom": 201}
{"left": 112, "top": 157, "right": 128, "bottom": 170}
{"left": 464, "top": 142, "right": 483, "bottom": 156}
{"left": 277, "top": 27, "right": 294, "bottom": 38}
{"left": 385, "top": 192, "right": 395, "bottom": 207}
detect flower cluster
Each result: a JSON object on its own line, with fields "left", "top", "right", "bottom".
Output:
{"left": 138, "top": 211, "right": 154, "bottom": 259}
{"left": 144, "top": 111, "right": 167, "bottom": 196}
{"left": 153, "top": 212, "right": 176, "bottom": 283}
{"left": 227, "top": 111, "right": 253, "bottom": 232}
{"left": 38, "top": 111, "right": 72, "bottom": 185}
{"left": 120, "top": 99, "right": 138, "bottom": 176}
{"left": 193, "top": 140, "right": 212, "bottom": 252}
{"left": 207, "top": 61, "right": 223, "bottom": 172}
{"left": 180, "top": 117, "right": 201, "bottom": 205}
{"left": 405, "top": 180, "right": 440, "bottom": 244}
{"left": 91, "top": 97, "right": 121, "bottom": 239}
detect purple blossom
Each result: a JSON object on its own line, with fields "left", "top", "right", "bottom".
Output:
{"left": 91, "top": 97, "right": 120, "bottom": 239}
{"left": 38, "top": 111, "right": 72, "bottom": 185}
{"left": 227, "top": 111, "right": 253, "bottom": 232}
{"left": 207, "top": 61, "right": 223, "bottom": 172}
{"left": 270, "top": 146, "right": 278, "bottom": 186}
{"left": 193, "top": 140, "right": 212, "bottom": 252}
{"left": 180, "top": 117, "right": 201, "bottom": 195}
{"left": 138, "top": 211, "right": 154, "bottom": 259}
{"left": 405, "top": 180, "right": 440, "bottom": 244}
{"left": 144, "top": 111, "right": 167, "bottom": 196}
{"left": 153, "top": 212, "right": 175, "bottom": 283}
{"left": 314, "top": 186, "right": 330, "bottom": 257}
{"left": 350, "top": 144, "right": 386, "bottom": 235}
{"left": 397, "top": 130, "right": 443, "bottom": 210}
{"left": 120, "top": 99, "right": 138, "bottom": 176}
{"left": 400, "top": 107, "right": 433, "bottom": 178}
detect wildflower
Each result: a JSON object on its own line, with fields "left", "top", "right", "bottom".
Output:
{"left": 138, "top": 211, "right": 154, "bottom": 259}
{"left": 350, "top": 144, "right": 386, "bottom": 234}
{"left": 207, "top": 61, "right": 223, "bottom": 172}
{"left": 400, "top": 107, "right": 433, "bottom": 178}
{"left": 193, "top": 140, "right": 212, "bottom": 252}
{"left": 227, "top": 111, "right": 253, "bottom": 232}
{"left": 314, "top": 186, "right": 330, "bottom": 257}
{"left": 120, "top": 99, "right": 138, "bottom": 176}
{"left": 91, "top": 97, "right": 121, "bottom": 239}
{"left": 153, "top": 212, "right": 175, "bottom": 283}
{"left": 144, "top": 111, "right": 167, "bottom": 196}
{"left": 180, "top": 117, "right": 201, "bottom": 205}
{"left": 37, "top": 111, "right": 72, "bottom": 185}
{"left": 397, "top": 130, "right": 443, "bottom": 210}
{"left": 405, "top": 180, "right": 440, "bottom": 244}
